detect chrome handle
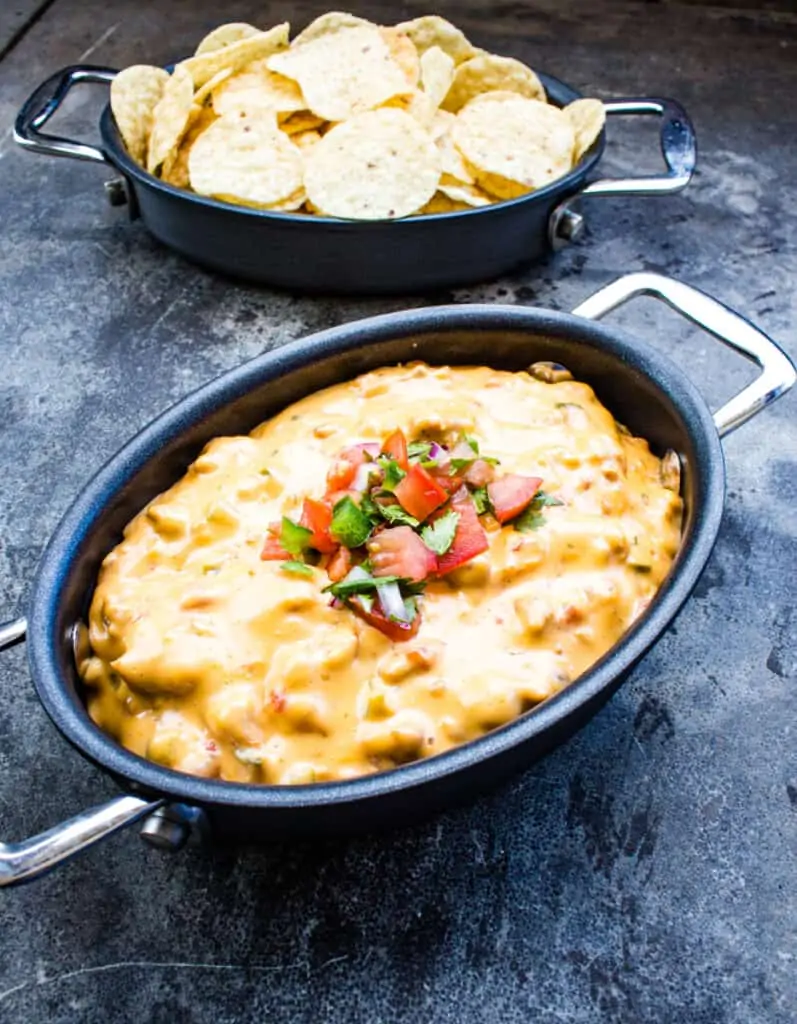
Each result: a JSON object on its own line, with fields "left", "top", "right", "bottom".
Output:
{"left": 573, "top": 272, "right": 796, "bottom": 436}
{"left": 0, "top": 616, "right": 184, "bottom": 884}
{"left": 14, "top": 64, "right": 117, "bottom": 164}
{"left": 0, "top": 617, "right": 27, "bottom": 651}
{"left": 550, "top": 97, "right": 696, "bottom": 248}
{"left": 0, "top": 795, "right": 162, "bottom": 887}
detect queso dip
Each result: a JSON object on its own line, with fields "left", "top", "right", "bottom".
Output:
{"left": 79, "top": 363, "right": 682, "bottom": 784}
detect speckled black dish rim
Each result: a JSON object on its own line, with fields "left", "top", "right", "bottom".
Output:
{"left": 27, "top": 302, "right": 726, "bottom": 816}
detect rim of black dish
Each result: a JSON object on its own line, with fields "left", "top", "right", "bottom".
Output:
{"left": 97, "top": 69, "right": 606, "bottom": 226}
{"left": 27, "top": 305, "right": 725, "bottom": 808}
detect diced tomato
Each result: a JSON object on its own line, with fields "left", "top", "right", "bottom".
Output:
{"left": 431, "top": 473, "right": 463, "bottom": 495}
{"left": 325, "top": 488, "right": 363, "bottom": 507}
{"left": 394, "top": 464, "right": 449, "bottom": 522}
{"left": 350, "top": 600, "right": 421, "bottom": 643}
{"left": 326, "top": 545, "right": 352, "bottom": 582}
{"left": 326, "top": 445, "right": 368, "bottom": 492}
{"left": 260, "top": 535, "right": 290, "bottom": 560}
{"left": 381, "top": 428, "right": 409, "bottom": 470}
{"left": 463, "top": 459, "right": 496, "bottom": 488}
{"left": 299, "top": 497, "right": 336, "bottom": 553}
{"left": 487, "top": 474, "right": 543, "bottom": 525}
{"left": 367, "top": 526, "right": 437, "bottom": 582}
{"left": 435, "top": 498, "right": 489, "bottom": 575}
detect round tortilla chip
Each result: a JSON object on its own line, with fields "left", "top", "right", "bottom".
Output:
{"left": 452, "top": 95, "right": 575, "bottom": 199}
{"left": 161, "top": 105, "right": 217, "bottom": 188}
{"left": 110, "top": 64, "right": 170, "bottom": 167}
{"left": 280, "top": 110, "right": 325, "bottom": 134}
{"left": 437, "top": 182, "right": 492, "bottom": 207}
{"left": 181, "top": 24, "right": 290, "bottom": 89}
{"left": 194, "top": 23, "right": 261, "bottom": 57}
{"left": 379, "top": 28, "right": 420, "bottom": 87}
{"left": 304, "top": 108, "right": 440, "bottom": 219}
{"left": 395, "top": 16, "right": 475, "bottom": 65}
{"left": 293, "top": 11, "right": 375, "bottom": 46}
{"left": 385, "top": 89, "right": 437, "bottom": 128}
{"left": 436, "top": 124, "right": 474, "bottom": 184}
{"left": 188, "top": 113, "right": 303, "bottom": 208}
{"left": 193, "top": 67, "right": 233, "bottom": 107}
{"left": 268, "top": 25, "right": 411, "bottom": 122}
{"left": 212, "top": 60, "right": 304, "bottom": 118}
{"left": 147, "top": 65, "right": 195, "bottom": 174}
{"left": 291, "top": 129, "right": 322, "bottom": 151}
{"left": 442, "top": 54, "right": 546, "bottom": 113}
{"left": 420, "top": 46, "right": 455, "bottom": 110}
{"left": 566, "top": 98, "right": 606, "bottom": 161}
{"left": 429, "top": 108, "right": 456, "bottom": 141}
{"left": 416, "top": 192, "right": 470, "bottom": 214}
{"left": 267, "top": 188, "right": 307, "bottom": 211}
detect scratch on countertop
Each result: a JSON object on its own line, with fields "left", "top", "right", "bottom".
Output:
{"left": 0, "top": 958, "right": 308, "bottom": 1005}
{"left": 77, "top": 22, "right": 119, "bottom": 63}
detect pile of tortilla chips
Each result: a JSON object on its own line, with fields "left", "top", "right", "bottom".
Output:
{"left": 110, "top": 13, "right": 606, "bottom": 219}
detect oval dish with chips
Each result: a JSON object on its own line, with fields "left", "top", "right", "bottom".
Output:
{"left": 15, "top": 13, "right": 696, "bottom": 291}
{"left": 109, "top": 14, "right": 608, "bottom": 219}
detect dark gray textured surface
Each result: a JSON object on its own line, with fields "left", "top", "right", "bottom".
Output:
{"left": 0, "top": 2, "right": 795, "bottom": 1021}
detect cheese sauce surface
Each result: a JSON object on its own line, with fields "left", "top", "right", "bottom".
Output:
{"left": 80, "top": 364, "right": 682, "bottom": 784}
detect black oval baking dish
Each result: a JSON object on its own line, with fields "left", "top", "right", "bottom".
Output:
{"left": 14, "top": 65, "right": 695, "bottom": 293}
{"left": 0, "top": 272, "right": 792, "bottom": 885}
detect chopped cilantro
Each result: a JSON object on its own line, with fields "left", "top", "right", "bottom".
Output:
{"left": 280, "top": 516, "right": 313, "bottom": 557}
{"left": 407, "top": 441, "right": 433, "bottom": 461}
{"left": 324, "top": 570, "right": 404, "bottom": 598}
{"left": 471, "top": 486, "right": 492, "bottom": 516}
{"left": 450, "top": 456, "right": 476, "bottom": 471}
{"left": 377, "top": 456, "right": 406, "bottom": 491}
{"left": 329, "top": 496, "right": 372, "bottom": 549}
{"left": 463, "top": 434, "right": 479, "bottom": 454}
{"left": 280, "top": 560, "right": 313, "bottom": 577}
{"left": 513, "top": 507, "right": 546, "bottom": 532}
{"left": 380, "top": 503, "right": 420, "bottom": 527}
{"left": 420, "top": 509, "right": 459, "bottom": 555}
{"left": 512, "top": 491, "right": 564, "bottom": 532}
{"left": 535, "top": 490, "right": 564, "bottom": 507}
{"left": 359, "top": 493, "right": 384, "bottom": 525}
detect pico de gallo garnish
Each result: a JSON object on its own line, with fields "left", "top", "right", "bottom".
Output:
{"left": 260, "top": 428, "right": 563, "bottom": 640}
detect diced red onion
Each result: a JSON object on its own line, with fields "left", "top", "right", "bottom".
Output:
{"left": 449, "top": 440, "right": 476, "bottom": 463}
{"left": 354, "top": 442, "right": 381, "bottom": 458}
{"left": 343, "top": 565, "right": 372, "bottom": 585}
{"left": 376, "top": 580, "right": 411, "bottom": 623}
{"left": 428, "top": 442, "right": 446, "bottom": 462}
{"left": 329, "top": 597, "right": 343, "bottom": 609}
{"left": 353, "top": 462, "right": 373, "bottom": 491}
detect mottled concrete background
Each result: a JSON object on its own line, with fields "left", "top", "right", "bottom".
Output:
{"left": 0, "top": 2, "right": 795, "bottom": 1021}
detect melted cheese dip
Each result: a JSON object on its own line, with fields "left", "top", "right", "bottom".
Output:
{"left": 80, "top": 364, "right": 682, "bottom": 784}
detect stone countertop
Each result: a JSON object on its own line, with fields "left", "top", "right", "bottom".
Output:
{"left": 0, "top": 2, "right": 795, "bottom": 1021}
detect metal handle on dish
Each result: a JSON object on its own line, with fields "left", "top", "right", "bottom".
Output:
{"left": 14, "top": 64, "right": 117, "bottom": 164}
{"left": 572, "top": 272, "right": 796, "bottom": 436}
{"left": 549, "top": 97, "right": 696, "bottom": 249}
{"left": 0, "top": 617, "right": 177, "bottom": 887}
{"left": 0, "top": 795, "right": 163, "bottom": 887}
{"left": 0, "top": 617, "right": 27, "bottom": 651}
